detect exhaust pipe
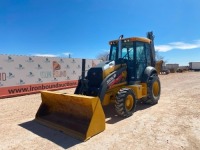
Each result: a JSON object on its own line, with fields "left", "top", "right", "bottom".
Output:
{"left": 118, "top": 35, "right": 123, "bottom": 58}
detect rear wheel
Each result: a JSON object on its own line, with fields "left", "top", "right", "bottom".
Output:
{"left": 115, "top": 88, "right": 136, "bottom": 117}
{"left": 146, "top": 75, "right": 161, "bottom": 104}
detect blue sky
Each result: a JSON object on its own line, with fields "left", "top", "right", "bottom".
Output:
{"left": 0, "top": 0, "right": 200, "bottom": 65}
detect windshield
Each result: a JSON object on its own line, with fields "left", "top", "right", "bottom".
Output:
{"left": 109, "top": 41, "right": 134, "bottom": 61}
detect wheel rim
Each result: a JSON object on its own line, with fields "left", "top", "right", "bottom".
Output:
{"left": 153, "top": 81, "right": 159, "bottom": 97}
{"left": 125, "top": 95, "right": 134, "bottom": 111}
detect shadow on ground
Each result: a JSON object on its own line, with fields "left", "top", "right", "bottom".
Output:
{"left": 19, "top": 120, "right": 80, "bottom": 149}
{"left": 19, "top": 102, "right": 152, "bottom": 148}
{"left": 104, "top": 102, "right": 152, "bottom": 124}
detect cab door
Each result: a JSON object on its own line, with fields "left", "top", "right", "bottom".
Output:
{"left": 136, "top": 42, "right": 147, "bottom": 80}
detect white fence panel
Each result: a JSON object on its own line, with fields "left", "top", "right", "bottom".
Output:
{"left": 0, "top": 55, "right": 101, "bottom": 98}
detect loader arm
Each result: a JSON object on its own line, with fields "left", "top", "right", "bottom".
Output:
{"left": 98, "top": 66, "right": 127, "bottom": 101}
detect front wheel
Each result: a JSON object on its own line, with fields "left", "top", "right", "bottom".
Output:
{"left": 146, "top": 75, "right": 161, "bottom": 104}
{"left": 115, "top": 88, "right": 136, "bottom": 117}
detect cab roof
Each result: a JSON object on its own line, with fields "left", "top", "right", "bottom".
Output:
{"left": 109, "top": 37, "right": 151, "bottom": 45}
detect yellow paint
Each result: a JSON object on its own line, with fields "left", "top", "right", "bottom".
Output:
{"left": 126, "top": 84, "right": 143, "bottom": 99}
{"left": 36, "top": 91, "right": 105, "bottom": 141}
{"left": 141, "top": 83, "right": 147, "bottom": 97}
{"left": 125, "top": 95, "right": 134, "bottom": 111}
{"left": 153, "top": 81, "right": 159, "bottom": 96}
{"left": 109, "top": 37, "right": 151, "bottom": 45}
{"left": 103, "top": 64, "right": 126, "bottom": 79}
{"left": 36, "top": 82, "right": 148, "bottom": 141}
{"left": 102, "top": 82, "right": 127, "bottom": 106}
{"left": 102, "top": 82, "right": 147, "bottom": 105}
{"left": 102, "top": 92, "right": 112, "bottom": 106}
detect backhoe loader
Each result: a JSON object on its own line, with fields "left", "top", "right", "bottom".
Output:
{"left": 35, "top": 32, "right": 161, "bottom": 141}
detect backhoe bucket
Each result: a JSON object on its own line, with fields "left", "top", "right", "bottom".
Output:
{"left": 35, "top": 91, "right": 105, "bottom": 141}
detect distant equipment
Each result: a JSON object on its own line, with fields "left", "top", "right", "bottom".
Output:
{"left": 189, "top": 62, "right": 200, "bottom": 71}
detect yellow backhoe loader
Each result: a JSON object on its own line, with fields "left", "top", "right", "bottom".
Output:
{"left": 35, "top": 32, "right": 161, "bottom": 141}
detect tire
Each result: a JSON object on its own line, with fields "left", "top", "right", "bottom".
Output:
{"left": 115, "top": 88, "right": 136, "bottom": 117}
{"left": 146, "top": 75, "right": 161, "bottom": 105}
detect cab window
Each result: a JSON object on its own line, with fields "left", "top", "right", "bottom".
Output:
{"left": 109, "top": 45, "right": 117, "bottom": 61}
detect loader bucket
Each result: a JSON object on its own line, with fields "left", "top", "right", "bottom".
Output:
{"left": 35, "top": 91, "right": 105, "bottom": 141}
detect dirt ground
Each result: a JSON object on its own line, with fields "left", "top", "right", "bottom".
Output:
{"left": 0, "top": 72, "right": 200, "bottom": 150}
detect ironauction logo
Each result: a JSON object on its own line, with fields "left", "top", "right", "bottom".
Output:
{"left": 53, "top": 61, "right": 66, "bottom": 78}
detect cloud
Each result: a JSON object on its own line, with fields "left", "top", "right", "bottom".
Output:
{"left": 33, "top": 54, "right": 58, "bottom": 57}
{"left": 63, "top": 52, "right": 72, "bottom": 57}
{"left": 101, "top": 49, "right": 110, "bottom": 52}
{"left": 155, "top": 40, "right": 200, "bottom": 52}
{"left": 33, "top": 52, "right": 72, "bottom": 57}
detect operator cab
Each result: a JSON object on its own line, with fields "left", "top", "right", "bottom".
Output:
{"left": 109, "top": 37, "right": 152, "bottom": 83}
